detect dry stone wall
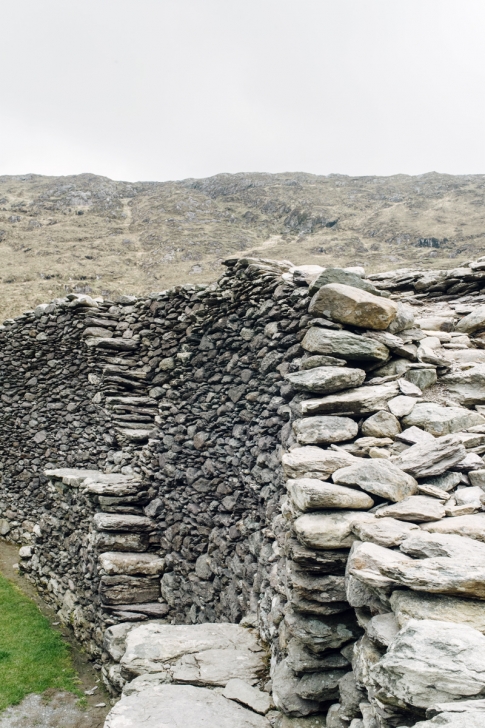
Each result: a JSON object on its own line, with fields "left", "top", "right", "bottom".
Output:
{"left": 3, "top": 257, "right": 485, "bottom": 727}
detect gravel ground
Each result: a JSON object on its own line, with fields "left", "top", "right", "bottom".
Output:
{"left": 0, "top": 691, "right": 106, "bottom": 728}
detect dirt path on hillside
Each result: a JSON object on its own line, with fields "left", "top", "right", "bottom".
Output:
{"left": 0, "top": 541, "right": 111, "bottom": 727}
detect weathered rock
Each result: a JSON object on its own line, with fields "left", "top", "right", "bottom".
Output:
{"left": 272, "top": 660, "right": 320, "bottom": 717}
{"left": 288, "top": 478, "right": 374, "bottom": 512}
{"left": 421, "top": 513, "right": 485, "bottom": 542}
{"left": 371, "top": 619, "right": 485, "bottom": 709}
{"left": 387, "top": 395, "right": 417, "bottom": 418}
{"left": 423, "top": 471, "right": 462, "bottom": 492}
{"left": 120, "top": 622, "right": 266, "bottom": 683}
{"left": 301, "top": 354, "right": 347, "bottom": 369}
{"left": 93, "top": 513, "right": 155, "bottom": 532}
{"left": 351, "top": 516, "right": 420, "bottom": 548}
{"left": 99, "top": 575, "right": 160, "bottom": 605}
{"left": 352, "top": 635, "right": 383, "bottom": 690}
{"left": 347, "top": 541, "right": 411, "bottom": 590}
{"left": 413, "top": 708, "right": 485, "bottom": 727}
{"left": 282, "top": 447, "right": 357, "bottom": 479}
{"left": 470, "top": 469, "right": 485, "bottom": 488}
{"left": 98, "top": 552, "right": 165, "bottom": 576}
{"left": 403, "top": 367, "right": 437, "bottom": 390}
{"left": 390, "top": 590, "right": 485, "bottom": 633}
{"left": 286, "top": 366, "right": 366, "bottom": 395}
{"left": 337, "top": 671, "right": 367, "bottom": 722}
{"left": 366, "top": 613, "right": 399, "bottom": 649}
{"left": 392, "top": 435, "right": 466, "bottom": 478}
{"left": 104, "top": 684, "right": 270, "bottom": 728}
{"left": 332, "top": 460, "right": 418, "bottom": 502}
{"left": 308, "top": 268, "right": 382, "bottom": 297}
{"left": 286, "top": 641, "right": 349, "bottom": 675}
{"left": 401, "top": 402, "right": 485, "bottom": 436}
{"left": 396, "top": 425, "right": 435, "bottom": 446}
{"left": 297, "top": 669, "right": 344, "bottom": 702}
{"left": 301, "top": 328, "right": 389, "bottom": 363}
{"left": 299, "top": 383, "right": 399, "bottom": 417}
{"left": 361, "top": 411, "right": 401, "bottom": 439}
{"left": 293, "top": 416, "right": 359, "bottom": 445}
{"left": 399, "top": 530, "right": 485, "bottom": 560}
{"left": 222, "top": 678, "right": 273, "bottom": 715}
{"left": 455, "top": 305, "right": 485, "bottom": 334}
{"left": 309, "top": 283, "right": 397, "bottom": 330}
{"left": 441, "top": 365, "right": 485, "bottom": 406}
{"left": 277, "top": 716, "right": 327, "bottom": 728}
{"left": 375, "top": 496, "right": 446, "bottom": 522}
{"left": 284, "top": 610, "right": 362, "bottom": 654}
{"left": 104, "top": 623, "right": 136, "bottom": 661}
{"left": 93, "top": 531, "right": 149, "bottom": 553}
{"left": 294, "top": 511, "right": 374, "bottom": 549}
{"left": 287, "top": 539, "right": 349, "bottom": 574}
{"left": 45, "top": 467, "right": 101, "bottom": 486}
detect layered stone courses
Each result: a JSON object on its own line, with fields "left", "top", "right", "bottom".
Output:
{"left": 3, "top": 259, "right": 485, "bottom": 726}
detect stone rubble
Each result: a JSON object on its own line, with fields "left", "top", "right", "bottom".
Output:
{"left": 3, "top": 256, "right": 485, "bottom": 726}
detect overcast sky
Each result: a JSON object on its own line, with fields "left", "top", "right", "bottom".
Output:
{"left": 2, "top": 0, "right": 485, "bottom": 182}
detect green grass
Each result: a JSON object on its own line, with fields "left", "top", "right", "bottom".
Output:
{"left": 0, "top": 573, "right": 81, "bottom": 711}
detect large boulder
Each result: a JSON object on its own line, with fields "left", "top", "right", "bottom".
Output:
{"left": 285, "top": 366, "right": 366, "bottom": 395}
{"left": 301, "top": 328, "right": 389, "bottom": 363}
{"left": 401, "top": 403, "right": 485, "bottom": 436}
{"left": 299, "top": 383, "right": 399, "bottom": 417}
{"left": 293, "top": 416, "right": 358, "bottom": 445}
{"left": 309, "top": 283, "right": 398, "bottom": 330}
{"left": 371, "top": 619, "right": 485, "bottom": 709}
{"left": 332, "top": 460, "right": 418, "bottom": 502}
{"left": 104, "top": 684, "right": 270, "bottom": 728}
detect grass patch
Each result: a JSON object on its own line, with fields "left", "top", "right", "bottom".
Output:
{"left": 0, "top": 573, "right": 81, "bottom": 711}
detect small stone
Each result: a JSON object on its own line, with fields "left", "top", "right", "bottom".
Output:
{"left": 404, "top": 367, "right": 437, "bottom": 390}
{"left": 398, "top": 378, "right": 422, "bottom": 396}
{"left": 361, "top": 410, "right": 401, "bottom": 438}
{"left": 309, "top": 283, "right": 398, "bottom": 330}
{"left": 366, "top": 613, "right": 399, "bottom": 648}
{"left": 421, "top": 513, "right": 485, "bottom": 542}
{"left": 98, "top": 552, "right": 165, "bottom": 576}
{"left": 387, "top": 395, "right": 418, "bottom": 418}
{"left": 396, "top": 425, "right": 435, "bottom": 445}
{"left": 223, "top": 678, "right": 272, "bottom": 714}
{"left": 441, "top": 364, "right": 485, "bottom": 406}
{"left": 293, "top": 416, "right": 358, "bottom": 445}
{"left": 308, "top": 268, "right": 381, "bottom": 296}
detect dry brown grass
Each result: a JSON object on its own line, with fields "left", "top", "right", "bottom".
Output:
{"left": 1, "top": 170, "right": 484, "bottom": 319}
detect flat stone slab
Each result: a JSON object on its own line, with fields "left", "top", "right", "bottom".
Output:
{"left": 282, "top": 446, "right": 357, "bottom": 480}
{"left": 391, "top": 590, "right": 485, "bottom": 634}
{"left": 302, "top": 327, "right": 389, "bottom": 363}
{"left": 288, "top": 478, "right": 374, "bottom": 512}
{"left": 286, "top": 366, "right": 365, "bottom": 394}
{"left": 401, "top": 403, "right": 485, "bottom": 436}
{"left": 293, "top": 416, "right": 358, "bottom": 445}
{"left": 299, "top": 382, "right": 399, "bottom": 417}
{"left": 44, "top": 468, "right": 101, "bottom": 486}
{"left": 98, "top": 552, "right": 165, "bottom": 576}
{"left": 104, "top": 684, "right": 270, "bottom": 728}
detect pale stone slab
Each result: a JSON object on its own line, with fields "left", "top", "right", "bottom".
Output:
{"left": 421, "top": 513, "right": 485, "bottom": 542}
{"left": 93, "top": 513, "right": 155, "bottom": 532}
{"left": 441, "top": 364, "right": 485, "bottom": 406}
{"left": 293, "top": 416, "right": 358, "bottom": 445}
{"left": 455, "top": 304, "right": 485, "bottom": 333}
{"left": 387, "top": 395, "right": 417, "bottom": 418}
{"left": 366, "top": 613, "right": 399, "bottom": 648}
{"left": 222, "top": 678, "right": 272, "bottom": 715}
{"left": 299, "top": 383, "right": 399, "bottom": 417}
{"left": 98, "top": 552, "right": 165, "bottom": 576}
{"left": 282, "top": 447, "right": 357, "bottom": 480}
{"left": 371, "top": 619, "right": 485, "bottom": 709}
{"left": 361, "top": 410, "right": 401, "bottom": 438}
{"left": 352, "top": 516, "right": 420, "bottom": 548}
{"left": 375, "top": 495, "right": 446, "bottom": 522}
{"left": 392, "top": 435, "right": 466, "bottom": 478}
{"left": 309, "top": 283, "right": 398, "bottom": 330}
{"left": 294, "top": 511, "right": 374, "bottom": 550}
{"left": 301, "top": 327, "right": 389, "bottom": 363}
{"left": 288, "top": 478, "right": 374, "bottom": 512}
{"left": 390, "top": 590, "right": 485, "bottom": 633}
{"left": 104, "top": 684, "right": 270, "bottom": 728}
{"left": 286, "top": 366, "right": 366, "bottom": 394}
{"left": 332, "top": 459, "right": 418, "bottom": 502}
{"left": 347, "top": 541, "right": 411, "bottom": 590}
{"left": 402, "top": 402, "right": 485, "bottom": 436}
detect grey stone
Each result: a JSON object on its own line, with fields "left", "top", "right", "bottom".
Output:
{"left": 387, "top": 395, "right": 417, "bottom": 418}
{"left": 352, "top": 635, "right": 383, "bottom": 690}
{"left": 98, "top": 552, "right": 165, "bottom": 576}
{"left": 272, "top": 660, "right": 320, "bottom": 717}
{"left": 421, "top": 513, "right": 485, "bottom": 541}
{"left": 286, "top": 640, "right": 350, "bottom": 675}
{"left": 293, "top": 416, "right": 358, "bottom": 445}
{"left": 288, "top": 478, "right": 374, "bottom": 511}
{"left": 387, "top": 303, "right": 415, "bottom": 334}
{"left": 332, "top": 460, "right": 418, "bottom": 502}
{"left": 104, "top": 684, "right": 270, "bottom": 728}
{"left": 294, "top": 511, "right": 374, "bottom": 549}
{"left": 392, "top": 435, "right": 466, "bottom": 478}
{"left": 309, "top": 283, "right": 397, "bottom": 330}
{"left": 371, "top": 619, "right": 485, "bottom": 709}
{"left": 93, "top": 531, "right": 149, "bottom": 553}
{"left": 222, "top": 678, "right": 272, "bottom": 715}
{"left": 277, "top": 716, "right": 327, "bottom": 728}
{"left": 455, "top": 304, "right": 485, "bottom": 333}
{"left": 396, "top": 425, "right": 435, "bottom": 445}
{"left": 308, "top": 268, "right": 382, "bottom": 297}
{"left": 104, "top": 623, "right": 136, "bottom": 661}
{"left": 286, "top": 366, "right": 366, "bottom": 394}
{"left": 390, "top": 590, "right": 485, "bottom": 634}
{"left": 93, "top": 513, "right": 155, "bottom": 532}
{"left": 338, "top": 671, "right": 367, "bottom": 721}
{"left": 282, "top": 446, "right": 358, "bottom": 480}
{"left": 299, "top": 383, "right": 400, "bottom": 417}
{"left": 404, "top": 367, "right": 437, "bottom": 390}
{"left": 99, "top": 576, "right": 160, "bottom": 605}
{"left": 352, "top": 516, "right": 420, "bottom": 548}
{"left": 366, "top": 613, "right": 399, "bottom": 649}
{"left": 297, "top": 669, "right": 344, "bottom": 702}
{"left": 401, "top": 402, "right": 485, "bottom": 436}
{"left": 423, "top": 471, "right": 462, "bottom": 492}
{"left": 302, "top": 327, "right": 389, "bottom": 363}
{"left": 441, "top": 364, "right": 485, "bottom": 406}
{"left": 361, "top": 411, "right": 401, "bottom": 439}
{"left": 284, "top": 610, "right": 362, "bottom": 654}
{"left": 375, "top": 495, "right": 446, "bottom": 522}
{"left": 301, "top": 355, "right": 347, "bottom": 369}
{"left": 347, "top": 540, "right": 411, "bottom": 590}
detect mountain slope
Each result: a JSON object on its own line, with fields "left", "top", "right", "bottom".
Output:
{"left": 1, "top": 170, "right": 485, "bottom": 319}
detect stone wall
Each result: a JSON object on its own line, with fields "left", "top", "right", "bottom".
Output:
{"left": 3, "top": 257, "right": 485, "bottom": 727}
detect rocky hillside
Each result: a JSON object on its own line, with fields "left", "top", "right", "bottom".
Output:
{"left": 2, "top": 170, "right": 485, "bottom": 319}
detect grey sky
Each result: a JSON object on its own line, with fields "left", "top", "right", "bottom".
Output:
{"left": 2, "top": 0, "right": 485, "bottom": 181}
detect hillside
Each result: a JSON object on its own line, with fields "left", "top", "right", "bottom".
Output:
{"left": 1, "top": 170, "right": 485, "bottom": 319}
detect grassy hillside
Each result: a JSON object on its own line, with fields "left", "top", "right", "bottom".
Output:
{"left": 1, "top": 170, "right": 485, "bottom": 319}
